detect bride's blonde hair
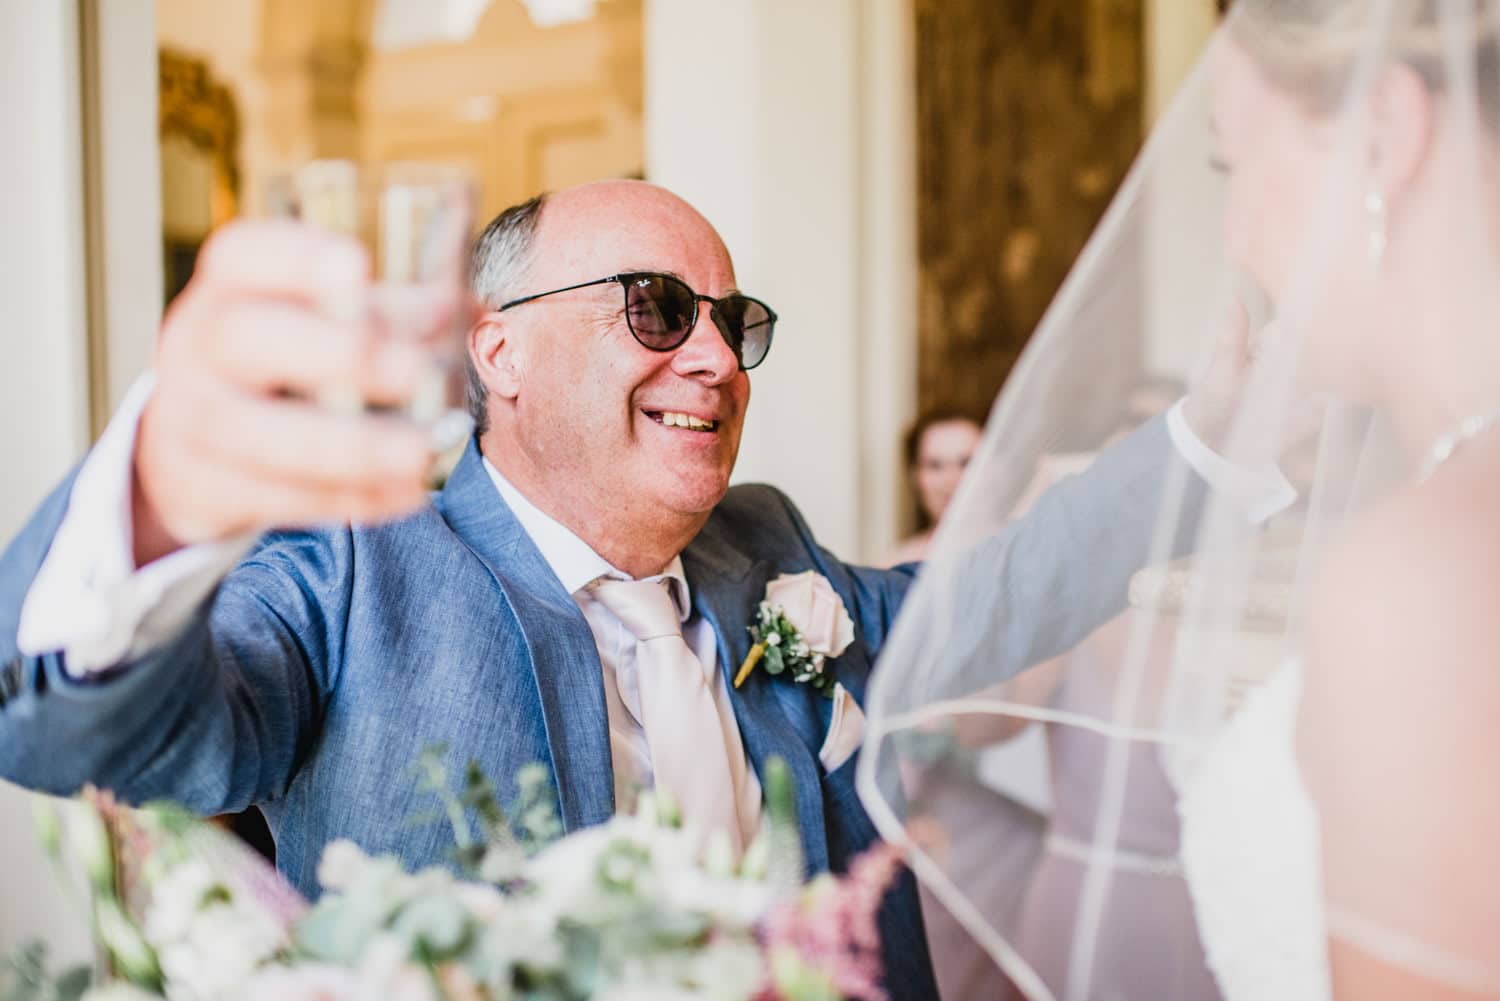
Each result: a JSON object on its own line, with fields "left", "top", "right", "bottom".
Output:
{"left": 1231, "top": 0, "right": 1500, "bottom": 119}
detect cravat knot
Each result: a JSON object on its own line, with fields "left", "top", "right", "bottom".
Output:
{"left": 590, "top": 577, "right": 683, "bottom": 642}
{"left": 586, "top": 575, "right": 744, "bottom": 855}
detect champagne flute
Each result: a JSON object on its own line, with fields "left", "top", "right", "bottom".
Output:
{"left": 266, "top": 160, "right": 478, "bottom": 458}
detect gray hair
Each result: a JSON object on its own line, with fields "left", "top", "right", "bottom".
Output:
{"left": 466, "top": 193, "right": 549, "bottom": 436}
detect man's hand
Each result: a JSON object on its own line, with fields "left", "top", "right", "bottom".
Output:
{"left": 1180, "top": 297, "right": 1254, "bottom": 453}
{"left": 132, "top": 221, "right": 453, "bottom": 567}
{"left": 1180, "top": 297, "right": 1325, "bottom": 468}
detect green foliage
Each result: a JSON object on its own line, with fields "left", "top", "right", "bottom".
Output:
{"left": 747, "top": 603, "right": 838, "bottom": 697}
{"left": 93, "top": 898, "right": 161, "bottom": 990}
{"left": 406, "top": 745, "right": 564, "bottom": 880}
{"left": 0, "top": 943, "right": 93, "bottom": 1001}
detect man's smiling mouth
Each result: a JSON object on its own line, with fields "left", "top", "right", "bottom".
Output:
{"left": 644, "top": 410, "right": 719, "bottom": 432}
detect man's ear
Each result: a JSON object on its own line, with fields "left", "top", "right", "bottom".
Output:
{"left": 470, "top": 311, "right": 523, "bottom": 400}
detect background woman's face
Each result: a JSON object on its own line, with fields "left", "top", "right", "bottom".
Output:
{"left": 915, "top": 419, "right": 982, "bottom": 524}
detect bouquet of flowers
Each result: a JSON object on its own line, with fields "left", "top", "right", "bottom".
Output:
{"left": 3, "top": 752, "right": 902, "bottom": 1001}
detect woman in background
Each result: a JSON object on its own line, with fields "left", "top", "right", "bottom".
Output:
{"left": 882, "top": 407, "right": 984, "bottom": 567}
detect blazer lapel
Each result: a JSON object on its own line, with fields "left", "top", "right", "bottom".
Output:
{"left": 434, "top": 442, "right": 615, "bottom": 832}
{"left": 682, "top": 527, "right": 830, "bottom": 876}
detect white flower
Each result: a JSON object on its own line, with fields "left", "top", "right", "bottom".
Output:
{"left": 355, "top": 935, "right": 438, "bottom": 1001}
{"left": 81, "top": 986, "right": 163, "bottom": 1001}
{"left": 765, "top": 632, "right": 781, "bottom": 647}
{"left": 315, "top": 839, "right": 369, "bottom": 892}
{"left": 144, "top": 860, "right": 219, "bottom": 945}
{"left": 243, "top": 964, "right": 358, "bottom": 1001}
{"left": 594, "top": 989, "right": 716, "bottom": 1001}
{"left": 762, "top": 572, "right": 855, "bottom": 658}
{"left": 144, "top": 859, "right": 288, "bottom": 1001}
{"left": 686, "top": 938, "right": 767, "bottom": 999}
{"left": 454, "top": 882, "right": 508, "bottom": 923}
{"left": 472, "top": 903, "right": 565, "bottom": 977}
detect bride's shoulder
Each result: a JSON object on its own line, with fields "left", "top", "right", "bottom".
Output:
{"left": 1308, "top": 457, "right": 1500, "bottom": 671}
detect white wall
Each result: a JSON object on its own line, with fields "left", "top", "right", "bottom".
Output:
{"left": 91, "top": 0, "right": 165, "bottom": 416}
{"left": 1143, "top": 0, "right": 1222, "bottom": 378}
{"left": 644, "top": 0, "right": 917, "bottom": 562}
{"left": 0, "top": 0, "right": 98, "bottom": 966}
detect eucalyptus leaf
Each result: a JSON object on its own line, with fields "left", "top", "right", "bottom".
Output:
{"left": 54, "top": 966, "right": 92, "bottom": 1001}
{"left": 391, "top": 893, "right": 471, "bottom": 959}
{"left": 92, "top": 899, "right": 159, "bottom": 990}
{"left": 763, "top": 645, "right": 785, "bottom": 675}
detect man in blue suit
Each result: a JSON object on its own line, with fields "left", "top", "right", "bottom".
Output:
{"left": 0, "top": 181, "right": 1274, "bottom": 999}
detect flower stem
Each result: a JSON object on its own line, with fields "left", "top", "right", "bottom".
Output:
{"left": 733, "top": 641, "right": 767, "bottom": 689}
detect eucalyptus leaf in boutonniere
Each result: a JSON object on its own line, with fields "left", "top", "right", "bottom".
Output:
{"left": 734, "top": 571, "right": 856, "bottom": 697}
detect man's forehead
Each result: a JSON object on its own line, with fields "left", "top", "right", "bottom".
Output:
{"left": 532, "top": 183, "right": 735, "bottom": 282}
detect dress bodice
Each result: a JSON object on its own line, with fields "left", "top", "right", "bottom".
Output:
{"left": 1177, "top": 661, "right": 1332, "bottom": 1001}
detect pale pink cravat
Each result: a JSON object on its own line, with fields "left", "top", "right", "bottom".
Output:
{"left": 590, "top": 577, "right": 744, "bottom": 854}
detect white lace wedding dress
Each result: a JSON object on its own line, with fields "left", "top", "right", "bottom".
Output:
{"left": 1176, "top": 662, "right": 1333, "bottom": 1001}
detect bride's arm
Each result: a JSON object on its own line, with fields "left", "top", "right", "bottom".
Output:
{"left": 944, "top": 656, "right": 1067, "bottom": 747}
{"left": 1299, "top": 488, "right": 1500, "bottom": 1000}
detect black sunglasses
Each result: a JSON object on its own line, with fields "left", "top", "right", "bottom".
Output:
{"left": 496, "top": 272, "right": 777, "bottom": 371}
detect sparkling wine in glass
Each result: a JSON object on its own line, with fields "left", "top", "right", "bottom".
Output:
{"left": 266, "top": 160, "right": 477, "bottom": 455}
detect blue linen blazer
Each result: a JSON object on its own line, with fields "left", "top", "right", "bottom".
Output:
{"left": 0, "top": 419, "right": 1194, "bottom": 1001}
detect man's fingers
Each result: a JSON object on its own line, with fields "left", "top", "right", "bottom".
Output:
{"left": 1221, "top": 296, "right": 1252, "bottom": 367}
{"left": 192, "top": 220, "right": 369, "bottom": 311}
{"left": 160, "top": 456, "right": 430, "bottom": 543}
{"left": 369, "top": 282, "right": 471, "bottom": 351}
{"left": 201, "top": 301, "right": 428, "bottom": 406}
{"left": 172, "top": 383, "right": 433, "bottom": 490}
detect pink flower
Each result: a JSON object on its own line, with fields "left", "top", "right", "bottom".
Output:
{"left": 756, "top": 839, "right": 906, "bottom": 1001}
{"left": 764, "top": 572, "right": 855, "bottom": 657}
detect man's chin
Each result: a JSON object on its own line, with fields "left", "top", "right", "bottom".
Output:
{"left": 655, "top": 471, "right": 732, "bottom": 517}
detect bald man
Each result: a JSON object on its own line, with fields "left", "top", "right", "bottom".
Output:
{"left": 0, "top": 182, "right": 1259, "bottom": 999}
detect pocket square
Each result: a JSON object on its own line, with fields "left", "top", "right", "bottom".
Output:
{"left": 818, "top": 682, "right": 865, "bottom": 772}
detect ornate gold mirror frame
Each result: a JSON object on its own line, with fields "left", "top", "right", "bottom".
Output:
{"left": 158, "top": 48, "right": 240, "bottom": 304}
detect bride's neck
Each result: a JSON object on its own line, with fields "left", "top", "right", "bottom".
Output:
{"left": 1373, "top": 263, "right": 1500, "bottom": 460}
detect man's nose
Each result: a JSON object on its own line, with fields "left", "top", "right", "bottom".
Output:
{"left": 669, "top": 302, "right": 740, "bottom": 383}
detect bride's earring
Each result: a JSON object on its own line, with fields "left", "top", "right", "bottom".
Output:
{"left": 1366, "top": 184, "right": 1388, "bottom": 269}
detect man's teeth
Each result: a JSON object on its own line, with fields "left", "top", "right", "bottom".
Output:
{"left": 656, "top": 411, "right": 718, "bottom": 431}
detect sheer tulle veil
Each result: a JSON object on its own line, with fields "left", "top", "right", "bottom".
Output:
{"left": 858, "top": 2, "right": 1500, "bottom": 998}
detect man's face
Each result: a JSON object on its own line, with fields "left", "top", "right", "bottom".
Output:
{"left": 499, "top": 184, "right": 751, "bottom": 525}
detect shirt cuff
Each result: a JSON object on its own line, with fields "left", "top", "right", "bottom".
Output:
{"left": 1166, "top": 399, "right": 1298, "bottom": 525}
{"left": 17, "top": 373, "right": 255, "bottom": 674}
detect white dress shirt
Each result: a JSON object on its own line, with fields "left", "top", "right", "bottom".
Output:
{"left": 480, "top": 460, "right": 763, "bottom": 845}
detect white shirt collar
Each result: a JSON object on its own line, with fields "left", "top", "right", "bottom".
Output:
{"left": 481, "top": 458, "right": 691, "bottom": 621}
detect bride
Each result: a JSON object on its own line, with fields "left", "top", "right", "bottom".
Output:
{"left": 859, "top": 2, "right": 1500, "bottom": 999}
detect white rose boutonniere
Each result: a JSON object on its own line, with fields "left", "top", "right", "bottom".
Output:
{"left": 732, "top": 571, "right": 855, "bottom": 697}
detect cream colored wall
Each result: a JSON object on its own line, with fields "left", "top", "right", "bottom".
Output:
{"left": 645, "top": 0, "right": 917, "bottom": 562}
{"left": 89, "top": 0, "right": 164, "bottom": 420}
{"left": 1143, "top": 0, "right": 1222, "bottom": 379}
{"left": 161, "top": 0, "right": 644, "bottom": 227}
{"left": 156, "top": 0, "right": 270, "bottom": 213}
{"left": 1146, "top": 0, "right": 1219, "bottom": 125}
{"left": 0, "top": 0, "right": 97, "bottom": 965}
{"left": 361, "top": 0, "right": 643, "bottom": 223}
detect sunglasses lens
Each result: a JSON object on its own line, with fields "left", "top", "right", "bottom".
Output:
{"left": 624, "top": 275, "right": 695, "bottom": 350}
{"left": 718, "top": 296, "right": 775, "bottom": 370}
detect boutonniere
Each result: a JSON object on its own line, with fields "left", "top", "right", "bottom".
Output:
{"left": 733, "top": 571, "right": 855, "bottom": 697}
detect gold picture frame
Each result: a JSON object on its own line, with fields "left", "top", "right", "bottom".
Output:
{"left": 158, "top": 48, "right": 241, "bottom": 304}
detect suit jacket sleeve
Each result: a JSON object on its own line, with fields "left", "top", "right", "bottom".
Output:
{"left": 796, "top": 413, "right": 1206, "bottom": 689}
{"left": 0, "top": 468, "right": 349, "bottom": 814}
